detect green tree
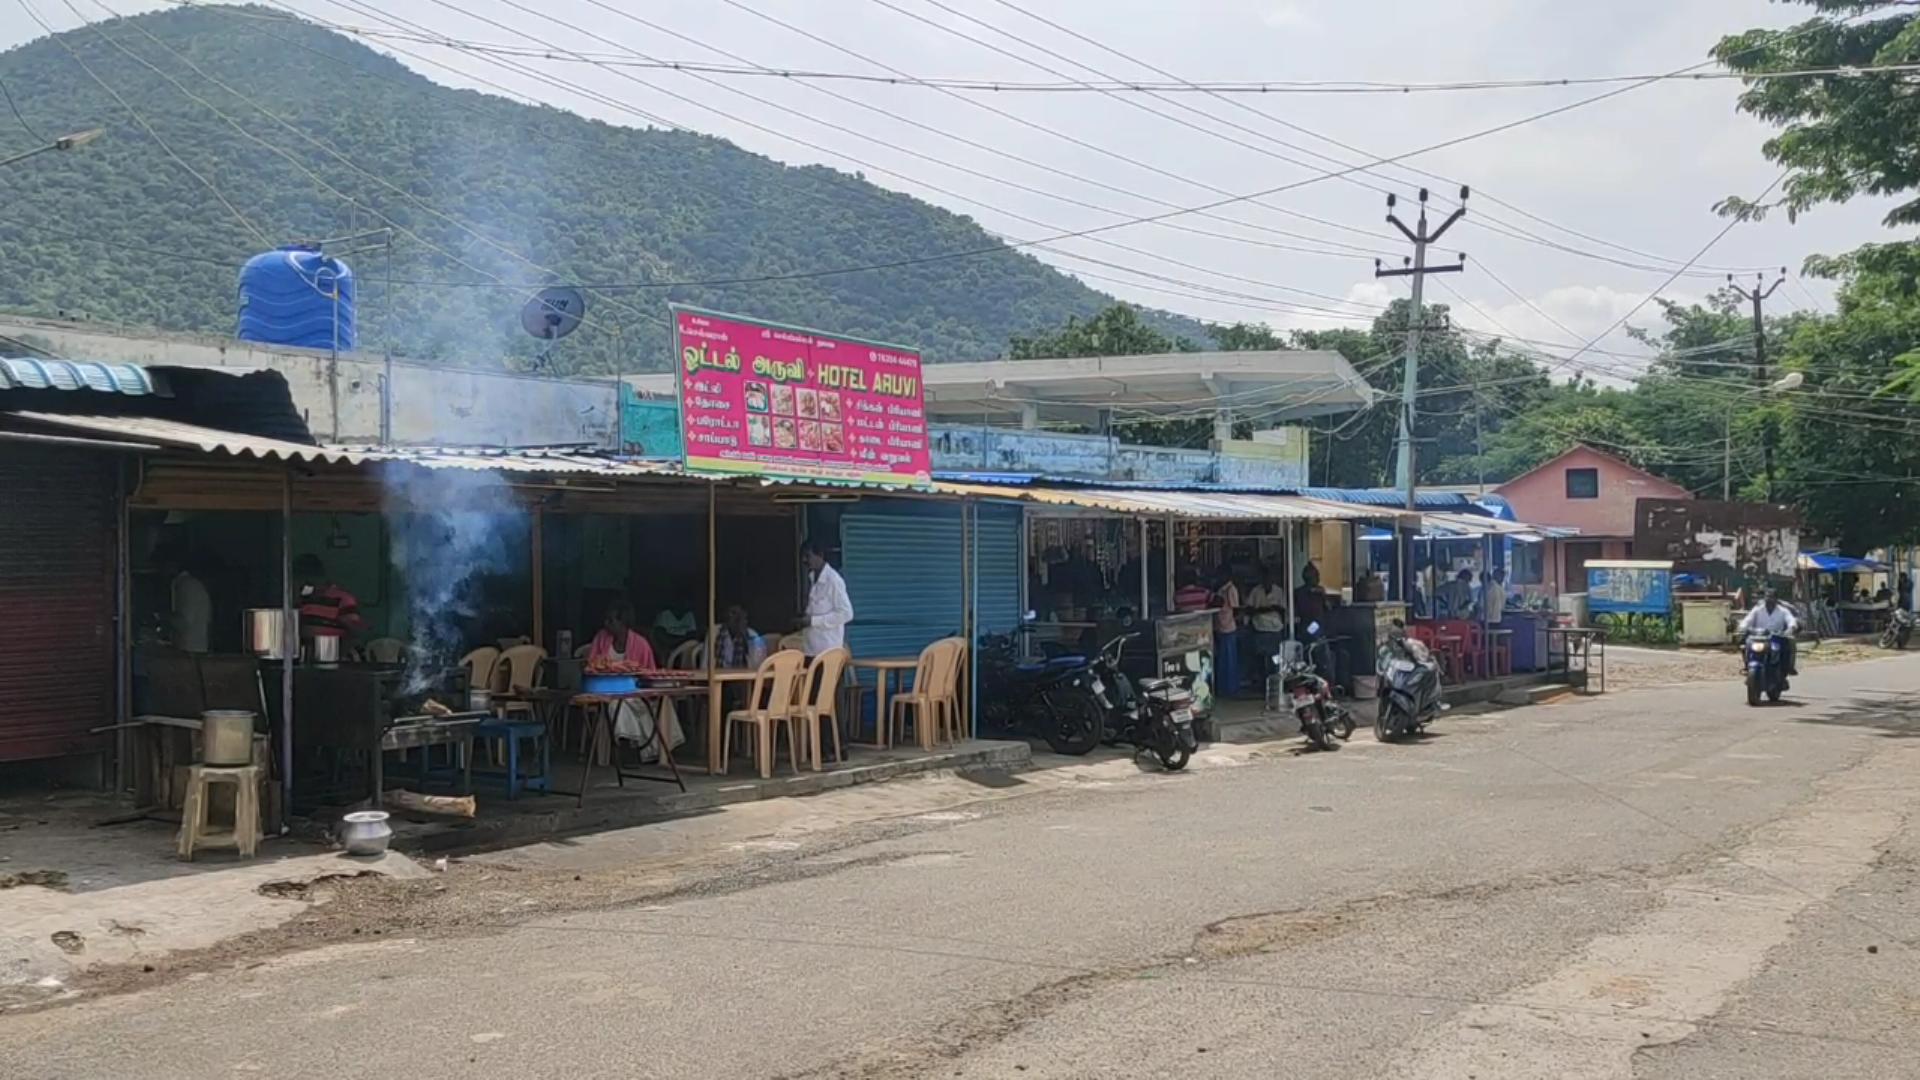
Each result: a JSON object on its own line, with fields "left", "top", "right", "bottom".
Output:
{"left": 1715, "top": 4, "right": 1920, "bottom": 225}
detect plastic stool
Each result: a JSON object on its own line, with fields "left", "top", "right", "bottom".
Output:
{"left": 177, "top": 764, "right": 262, "bottom": 860}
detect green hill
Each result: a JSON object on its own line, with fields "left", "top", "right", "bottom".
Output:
{"left": 0, "top": 4, "right": 1201, "bottom": 371}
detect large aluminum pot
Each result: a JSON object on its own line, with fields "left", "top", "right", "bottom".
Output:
{"left": 309, "top": 635, "right": 341, "bottom": 666}
{"left": 200, "top": 710, "right": 256, "bottom": 766}
{"left": 243, "top": 608, "right": 296, "bottom": 658}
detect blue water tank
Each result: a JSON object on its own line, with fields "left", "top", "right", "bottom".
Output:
{"left": 236, "top": 245, "right": 356, "bottom": 351}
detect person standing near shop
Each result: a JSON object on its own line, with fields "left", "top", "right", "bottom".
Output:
{"left": 159, "top": 543, "right": 212, "bottom": 654}
{"left": 294, "top": 554, "right": 364, "bottom": 645}
{"left": 1480, "top": 567, "right": 1507, "bottom": 625}
{"left": 800, "top": 541, "right": 854, "bottom": 657}
{"left": 1212, "top": 567, "right": 1243, "bottom": 697}
{"left": 1245, "top": 565, "right": 1288, "bottom": 677}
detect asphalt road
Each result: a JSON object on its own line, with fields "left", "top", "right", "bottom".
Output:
{"left": 5, "top": 655, "right": 1919, "bottom": 1079}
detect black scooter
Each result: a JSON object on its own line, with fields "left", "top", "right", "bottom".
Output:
{"left": 1375, "top": 629, "right": 1443, "bottom": 741}
{"left": 1088, "top": 632, "right": 1199, "bottom": 770}
{"left": 977, "top": 628, "right": 1103, "bottom": 755}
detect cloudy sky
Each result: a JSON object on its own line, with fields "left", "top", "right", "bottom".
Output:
{"left": 4, "top": 0, "right": 1903, "bottom": 369}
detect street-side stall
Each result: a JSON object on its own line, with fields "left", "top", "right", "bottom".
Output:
{"left": 933, "top": 482, "right": 1398, "bottom": 734}
{"left": 1349, "top": 510, "right": 1572, "bottom": 678}
{"left": 1797, "top": 551, "right": 1892, "bottom": 636}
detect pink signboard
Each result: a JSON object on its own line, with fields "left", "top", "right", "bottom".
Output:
{"left": 672, "top": 307, "right": 932, "bottom": 486}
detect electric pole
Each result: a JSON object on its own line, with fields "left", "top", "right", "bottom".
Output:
{"left": 1377, "top": 187, "right": 1468, "bottom": 510}
{"left": 1728, "top": 269, "right": 1786, "bottom": 502}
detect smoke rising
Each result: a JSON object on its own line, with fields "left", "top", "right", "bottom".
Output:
{"left": 381, "top": 463, "right": 529, "bottom": 695}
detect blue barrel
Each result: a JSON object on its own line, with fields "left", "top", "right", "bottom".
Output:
{"left": 236, "top": 245, "right": 356, "bottom": 350}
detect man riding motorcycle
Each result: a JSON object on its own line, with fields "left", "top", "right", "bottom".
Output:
{"left": 1738, "top": 589, "right": 1799, "bottom": 677}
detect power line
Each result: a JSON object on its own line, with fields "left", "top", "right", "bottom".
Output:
{"left": 16, "top": 0, "right": 270, "bottom": 245}
{"left": 974, "top": 0, "right": 1800, "bottom": 279}
{"left": 341, "top": 0, "right": 1387, "bottom": 320}
{"left": 189, "top": 25, "right": 1920, "bottom": 95}
{"left": 558, "top": 0, "right": 1396, "bottom": 262}
{"left": 0, "top": 73, "right": 47, "bottom": 142}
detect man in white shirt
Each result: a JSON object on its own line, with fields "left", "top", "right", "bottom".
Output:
{"left": 1739, "top": 589, "right": 1799, "bottom": 674}
{"left": 800, "top": 541, "right": 854, "bottom": 657}
{"left": 1244, "top": 565, "right": 1288, "bottom": 674}
{"left": 171, "top": 564, "right": 211, "bottom": 654}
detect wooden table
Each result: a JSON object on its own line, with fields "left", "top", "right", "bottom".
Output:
{"left": 851, "top": 657, "right": 922, "bottom": 748}
{"left": 574, "top": 689, "right": 691, "bottom": 804}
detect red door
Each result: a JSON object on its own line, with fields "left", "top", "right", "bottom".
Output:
{"left": 0, "top": 446, "right": 117, "bottom": 762}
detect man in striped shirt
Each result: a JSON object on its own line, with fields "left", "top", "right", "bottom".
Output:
{"left": 295, "top": 554, "right": 364, "bottom": 644}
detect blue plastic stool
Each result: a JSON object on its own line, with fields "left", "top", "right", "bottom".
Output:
{"left": 472, "top": 718, "right": 551, "bottom": 800}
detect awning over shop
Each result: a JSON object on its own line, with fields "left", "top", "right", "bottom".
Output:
{"left": 931, "top": 480, "right": 1406, "bottom": 523}
{"left": 1358, "top": 512, "right": 1574, "bottom": 542}
{"left": 1798, "top": 552, "right": 1888, "bottom": 573}
{"left": 1420, "top": 511, "right": 1577, "bottom": 542}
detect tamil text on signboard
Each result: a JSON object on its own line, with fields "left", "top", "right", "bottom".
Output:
{"left": 674, "top": 307, "right": 931, "bottom": 485}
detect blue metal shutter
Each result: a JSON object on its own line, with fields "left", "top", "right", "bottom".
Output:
{"left": 841, "top": 505, "right": 964, "bottom": 666}
{"left": 973, "top": 503, "right": 1023, "bottom": 637}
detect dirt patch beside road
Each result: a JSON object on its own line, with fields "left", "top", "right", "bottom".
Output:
{"left": 1606, "top": 639, "right": 1887, "bottom": 693}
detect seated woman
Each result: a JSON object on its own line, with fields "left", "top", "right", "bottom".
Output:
{"left": 589, "top": 600, "right": 685, "bottom": 762}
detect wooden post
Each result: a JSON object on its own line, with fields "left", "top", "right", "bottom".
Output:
{"left": 706, "top": 483, "right": 717, "bottom": 677}
{"left": 1283, "top": 520, "right": 1296, "bottom": 648}
{"left": 960, "top": 499, "right": 973, "bottom": 738}
{"left": 1138, "top": 517, "right": 1149, "bottom": 617}
{"left": 531, "top": 507, "right": 545, "bottom": 651}
{"left": 279, "top": 470, "right": 294, "bottom": 816}
{"left": 1163, "top": 515, "right": 1176, "bottom": 614}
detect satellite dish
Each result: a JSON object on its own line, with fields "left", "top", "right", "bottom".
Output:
{"left": 521, "top": 286, "right": 586, "bottom": 341}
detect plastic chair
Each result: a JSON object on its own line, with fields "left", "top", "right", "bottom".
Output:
{"left": 664, "top": 639, "right": 702, "bottom": 670}
{"left": 460, "top": 646, "right": 500, "bottom": 696}
{"left": 722, "top": 650, "right": 806, "bottom": 779}
{"left": 890, "top": 640, "right": 962, "bottom": 750}
{"left": 794, "top": 647, "right": 850, "bottom": 770}
{"left": 364, "top": 637, "right": 409, "bottom": 664}
{"left": 931, "top": 638, "right": 968, "bottom": 744}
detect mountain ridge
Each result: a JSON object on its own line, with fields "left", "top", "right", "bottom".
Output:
{"left": 0, "top": 4, "right": 1206, "bottom": 372}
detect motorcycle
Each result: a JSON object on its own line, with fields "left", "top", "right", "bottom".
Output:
{"left": 1744, "top": 631, "right": 1790, "bottom": 705}
{"left": 1878, "top": 608, "right": 1915, "bottom": 650}
{"left": 1269, "top": 622, "right": 1354, "bottom": 751}
{"left": 976, "top": 627, "right": 1103, "bottom": 755}
{"left": 1088, "top": 632, "right": 1199, "bottom": 771}
{"left": 1375, "top": 627, "right": 1443, "bottom": 742}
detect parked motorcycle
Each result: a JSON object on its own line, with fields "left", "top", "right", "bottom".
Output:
{"left": 1270, "top": 623, "right": 1354, "bottom": 751}
{"left": 1744, "top": 631, "right": 1790, "bottom": 706}
{"left": 976, "top": 627, "right": 1103, "bottom": 755}
{"left": 1088, "top": 632, "right": 1199, "bottom": 770}
{"left": 1375, "top": 625, "right": 1443, "bottom": 742}
{"left": 1878, "top": 608, "right": 1915, "bottom": 650}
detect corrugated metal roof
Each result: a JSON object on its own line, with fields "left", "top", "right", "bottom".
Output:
{"left": 932, "top": 481, "right": 1399, "bottom": 522}
{"left": 0, "top": 359, "right": 155, "bottom": 396}
{"left": 9, "top": 412, "right": 359, "bottom": 463}
{"left": 1420, "top": 511, "right": 1578, "bottom": 540}
{"left": 1301, "top": 486, "right": 1482, "bottom": 509}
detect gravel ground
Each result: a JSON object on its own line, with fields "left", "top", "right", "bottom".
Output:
{"left": 1604, "top": 639, "right": 1887, "bottom": 693}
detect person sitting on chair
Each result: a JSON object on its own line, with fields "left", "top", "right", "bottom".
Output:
{"left": 589, "top": 601, "right": 684, "bottom": 760}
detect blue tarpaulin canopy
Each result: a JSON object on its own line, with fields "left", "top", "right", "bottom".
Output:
{"left": 1798, "top": 552, "right": 1888, "bottom": 573}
